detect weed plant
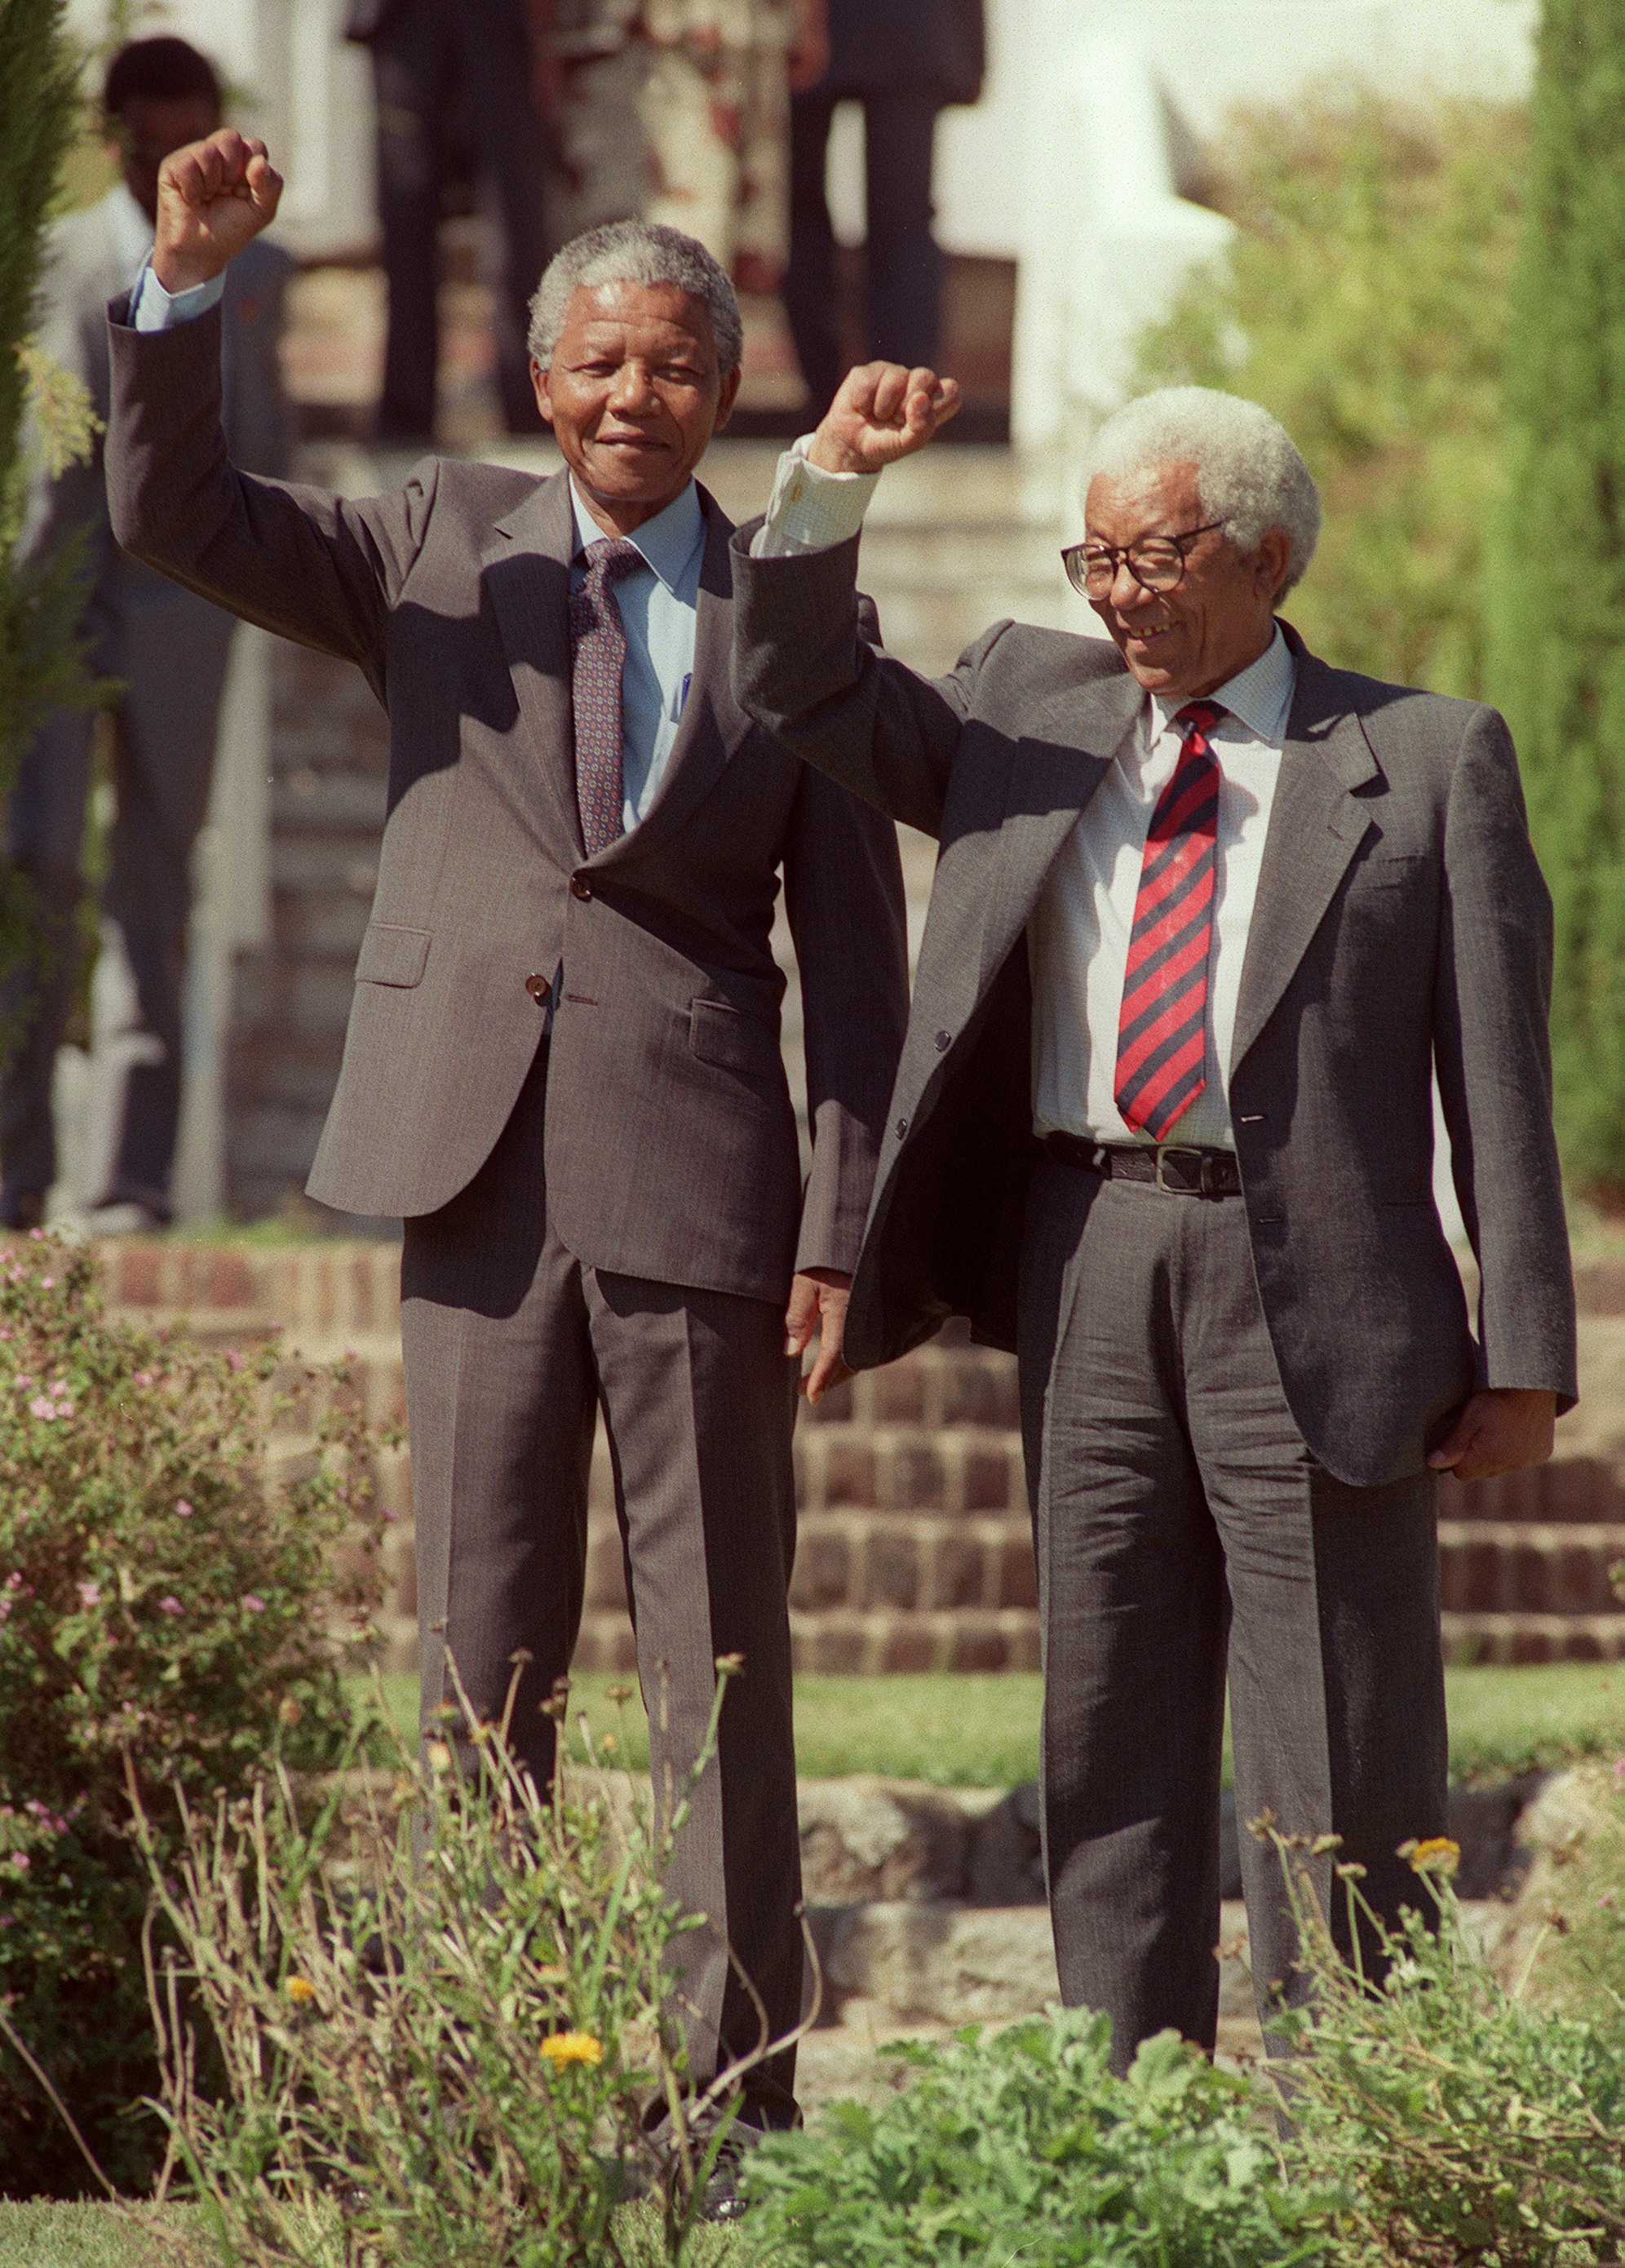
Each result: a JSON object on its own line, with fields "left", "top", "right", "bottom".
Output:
{"left": 132, "top": 1663, "right": 799, "bottom": 2266}
{"left": 0, "top": 1234, "right": 386, "bottom": 2191}
{"left": 737, "top": 2012, "right": 1327, "bottom": 2266}
{"left": 1264, "top": 1827, "right": 1625, "bottom": 2266}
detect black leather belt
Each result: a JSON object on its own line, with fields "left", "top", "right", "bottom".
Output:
{"left": 1043, "top": 1132, "right": 1242, "bottom": 1197}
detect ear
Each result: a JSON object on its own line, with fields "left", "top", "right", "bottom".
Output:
{"left": 1255, "top": 525, "right": 1293, "bottom": 603}
{"left": 531, "top": 356, "right": 556, "bottom": 427}
{"left": 711, "top": 362, "right": 744, "bottom": 434}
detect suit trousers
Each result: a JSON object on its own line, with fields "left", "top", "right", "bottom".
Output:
{"left": 400, "top": 1039, "right": 804, "bottom": 2124}
{"left": 785, "top": 81, "right": 943, "bottom": 418}
{"left": 369, "top": 0, "right": 551, "bottom": 437}
{"left": 0, "top": 581, "right": 235, "bottom": 1219}
{"left": 1017, "top": 1154, "right": 1449, "bottom": 2073}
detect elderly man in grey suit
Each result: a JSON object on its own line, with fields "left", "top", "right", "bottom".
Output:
{"left": 3, "top": 38, "right": 293, "bottom": 1232}
{"left": 732, "top": 366, "right": 1576, "bottom": 2067}
{"left": 103, "top": 130, "right": 907, "bottom": 2142}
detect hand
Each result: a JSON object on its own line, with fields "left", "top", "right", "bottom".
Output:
{"left": 153, "top": 128, "right": 282, "bottom": 293}
{"left": 808, "top": 361, "right": 962, "bottom": 476}
{"left": 785, "top": 1268, "right": 852, "bottom": 1404}
{"left": 1427, "top": 1388, "right": 1556, "bottom": 1482}
{"left": 787, "top": 0, "right": 830, "bottom": 91}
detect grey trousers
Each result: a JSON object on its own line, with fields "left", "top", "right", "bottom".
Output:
{"left": 1017, "top": 1154, "right": 1449, "bottom": 2071}
{"left": 0, "top": 578, "right": 234, "bottom": 1219}
{"left": 400, "top": 1040, "right": 804, "bottom": 2124}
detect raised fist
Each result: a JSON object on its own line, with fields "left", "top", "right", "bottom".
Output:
{"left": 153, "top": 129, "right": 283, "bottom": 294}
{"left": 807, "top": 362, "right": 962, "bottom": 477}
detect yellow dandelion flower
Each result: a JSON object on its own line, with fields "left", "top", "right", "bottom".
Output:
{"left": 1405, "top": 1836, "right": 1460, "bottom": 1876}
{"left": 540, "top": 2030, "right": 603, "bottom": 2068}
{"left": 286, "top": 1975, "right": 317, "bottom": 2004}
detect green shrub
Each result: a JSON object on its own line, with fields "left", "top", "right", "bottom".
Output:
{"left": 738, "top": 2012, "right": 1329, "bottom": 2266}
{"left": 137, "top": 1665, "right": 775, "bottom": 2266}
{"left": 0, "top": 1232, "right": 385, "bottom": 2195}
{"left": 1264, "top": 1829, "right": 1625, "bottom": 2266}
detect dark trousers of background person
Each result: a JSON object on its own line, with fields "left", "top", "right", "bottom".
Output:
{"left": 367, "top": 0, "right": 551, "bottom": 439}
{"left": 1018, "top": 1155, "right": 1450, "bottom": 2073}
{"left": 400, "top": 1041, "right": 805, "bottom": 2127}
{"left": 0, "top": 575, "right": 235, "bottom": 1228}
{"left": 785, "top": 80, "right": 943, "bottom": 419}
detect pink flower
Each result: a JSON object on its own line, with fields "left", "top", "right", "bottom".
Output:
{"left": 40, "top": 1278, "right": 53, "bottom": 1290}
{"left": 28, "top": 1228, "right": 42, "bottom": 1242}
{"left": 175, "top": 1500, "right": 193, "bottom": 1518}
{"left": 15, "top": 1375, "right": 31, "bottom": 1389}
{"left": 1614, "top": 1756, "right": 1625, "bottom": 1792}
{"left": 157, "top": 1596, "right": 182, "bottom": 1617}
{"left": 0, "top": 1328, "right": 11, "bottom": 1341}
{"left": 225, "top": 1349, "right": 245, "bottom": 1373}
{"left": 75, "top": 1581, "right": 100, "bottom": 1609}
{"left": 134, "top": 1371, "right": 152, "bottom": 1387}
{"left": 243, "top": 1595, "right": 266, "bottom": 1614}
{"left": 9, "top": 1854, "right": 29, "bottom": 1872}
{"left": 0, "top": 1916, "right": 13, "bottom": 1929}
{"left": 28, "top": 1398, "right": 55, "bottom": 1420}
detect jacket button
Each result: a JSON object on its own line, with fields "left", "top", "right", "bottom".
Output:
{"left": 525, "top": 972, "right": 549, "bottom": 1003}
{"left": 895, "top": 1116, "right": 909, "bottom": 1140}
{"left": 570, "top": 873, "right": 593, "bottom": 901}
{"left": 934, "top": 1030, "right": 951, "bottom": 1052}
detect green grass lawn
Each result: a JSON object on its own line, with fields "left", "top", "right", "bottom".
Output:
{"left": 371, "top": 1657, "right": 1625, "bottom": 1792}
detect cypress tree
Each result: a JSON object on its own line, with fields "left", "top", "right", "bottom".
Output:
{"left": 0, "top": 0, "right": 100, "bottom": 986}
{"left": 1489, "top": 0, "right": 1625, "bottom": 1201}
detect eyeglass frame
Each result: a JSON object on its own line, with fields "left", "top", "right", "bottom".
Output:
{"left": 1060, "top": 520, "right": 1226, "bottom": 600}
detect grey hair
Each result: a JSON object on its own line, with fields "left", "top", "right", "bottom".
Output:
{"left": 527, "top": 219, "right": 744, "bottom": 373}
{"left": 1083, "top": 386, "right": 1322, "bottom": 597}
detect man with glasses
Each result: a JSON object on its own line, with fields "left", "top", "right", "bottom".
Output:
{"left": 732, "top": 373, "right": 1576, "bottom": 2070}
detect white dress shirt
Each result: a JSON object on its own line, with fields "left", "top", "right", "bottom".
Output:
{"left": 1029, "top": 629, "right": 1295, "bottom": 1149}
{"left": 747, "top": 444, "right": 1299, "bottom": 1150}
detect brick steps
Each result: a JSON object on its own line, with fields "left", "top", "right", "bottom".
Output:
{"left": 85, "top": 1236, "right": 1625, "bottom": 1671}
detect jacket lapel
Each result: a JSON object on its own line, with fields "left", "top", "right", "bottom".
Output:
{"left": 595, "top": 485, "right": 751, "bottom": 867}
{"left": 1229, "top": 640, "right": 1379, "bottom": 1070}
{"left": 973, "top": 667, "right": 1141, "bottom": 990}
{"left": 481, "top": 468, "right": 584, "bottom": 868}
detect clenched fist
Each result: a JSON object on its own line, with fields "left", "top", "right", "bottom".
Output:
{"left": 808, "top": 361, "right": 961, "bottom": 477}
{"left": 153, "top": 128, "right": 283, "bottom": 294}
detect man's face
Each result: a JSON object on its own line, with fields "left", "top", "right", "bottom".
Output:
{"left": 532, "top": 280, "right": 742, "bottom": 532}
{"left": 1083, "top": 458, "right": 1290, "bottom": 701}
{"left": 110, "top": 93, "right": 220, "bottom": 223}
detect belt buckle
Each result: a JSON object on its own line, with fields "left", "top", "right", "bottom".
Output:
{"left": 1154, "top": 1145, "right": 1204, "bottom": 1195}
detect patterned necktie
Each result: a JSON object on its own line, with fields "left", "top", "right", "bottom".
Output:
{"left": 1114, "top": 698, "right": 1224, "bottom": 1141}
{"left": 569, "top": 535, "right": 644, "bottom": 856}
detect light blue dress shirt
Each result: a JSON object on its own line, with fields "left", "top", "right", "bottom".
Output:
{"left": 569, "top": 477, "right": 706, "bottom": 832}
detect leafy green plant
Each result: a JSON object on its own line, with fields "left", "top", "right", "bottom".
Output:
{"left": 0, "top": 1231, "right": 386, "bottom": 2194}
{"left": 1262, "top": 1825, "right": 1625, "bottom": 2266}
{"left": 1139, "top": 92, "right": 1525, "bottom": 704}
{"left": 135, "top": 1661, "right": 801, "bottom": 2266}
{"left": 738, "top": 2009, "right": 1329, "bottom": 2266}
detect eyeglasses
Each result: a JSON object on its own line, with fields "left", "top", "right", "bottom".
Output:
{"left": 1061, "top": 521, "right": 1224, "bottom": 600}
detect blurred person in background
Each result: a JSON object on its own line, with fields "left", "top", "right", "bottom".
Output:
{"left": 783, "top": 0, "right": 983, "bottom": 418}
{"left": 538, "top": 0, "right": 827, "bottom": 292}
{"left": 346, "top": 0, "right": 552, "bottom": 439}
{"left": 1, "top": 36, "right": 292, "bottom": 1234}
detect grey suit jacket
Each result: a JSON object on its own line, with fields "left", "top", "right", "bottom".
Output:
{"left": 104, "top": 307, "right": 907, "bottom": 1302}
{"left": 731, "top": 530, "right": 1578, "bottom": 1488}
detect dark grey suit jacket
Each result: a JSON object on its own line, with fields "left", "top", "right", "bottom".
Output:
{"left": 825, "top": 0, "right": 985, "bottom": 104}
{"left": 732, "top": 530, "right": 1578, "bottom": 1487}
{"left": 104, "top": 308, "right": 907, "bottom": 1304}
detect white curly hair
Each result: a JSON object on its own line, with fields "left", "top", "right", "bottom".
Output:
{"left": 527, "top": 219, "right": 743, "bottom": 374}
{"left": 1083, "top": 386, "right": 1322, "bottom": 596}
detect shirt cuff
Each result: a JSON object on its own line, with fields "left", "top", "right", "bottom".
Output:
{"left": 130, "top": 259, "right": 226, "bottom": 331}
{"left": 751, "top": 434, "right": 879, "bottom": 557}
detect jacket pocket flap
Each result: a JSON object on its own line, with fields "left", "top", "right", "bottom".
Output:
{"left": 689, "top": 996, "right": 777, "bottom": 1074}
{"left": 356, "top": 924, "right": 430, "bottom": 988}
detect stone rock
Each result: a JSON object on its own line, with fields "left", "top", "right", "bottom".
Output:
{"left": 798, "top": 1776, "right": 1001, "bottom": 1904}
{"left": 817, "top": 1902, "right": 1060, "bottom": 2025}
{"left": 967, "top": 1780, "right": 1046, "bottom": 1905}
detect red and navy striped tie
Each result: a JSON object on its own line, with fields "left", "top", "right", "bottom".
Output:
{"left": 1114, "top": 699, "right": 1223, "bottom": 1141}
